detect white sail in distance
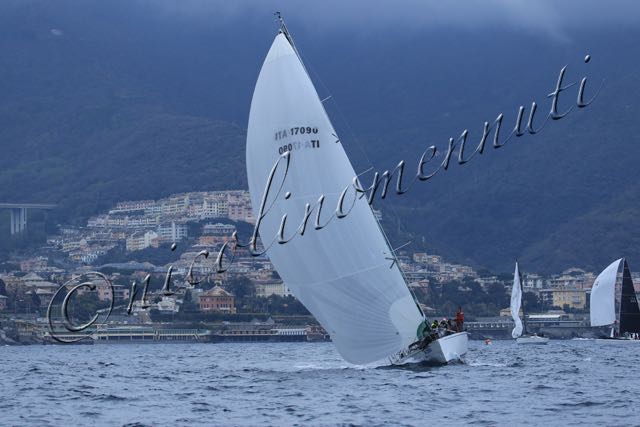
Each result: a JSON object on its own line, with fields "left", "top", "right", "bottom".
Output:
{"left": 245, "top": 33, "right": 424, "bottom": 364}
{"left": 590, "top": 258, "right": 622, "bottom": 327}
{"left": 510, "top": 262, "right": 523, "bottom": 338}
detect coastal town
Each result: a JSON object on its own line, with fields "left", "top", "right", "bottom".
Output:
{"left": 1, "top": 190, "right": 639, "bottom": 344}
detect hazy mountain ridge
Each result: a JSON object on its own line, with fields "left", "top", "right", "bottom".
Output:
{"left": 1, "top": 1, "right": 639, "bottom": 273}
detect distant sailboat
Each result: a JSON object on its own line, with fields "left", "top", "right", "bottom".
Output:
{"left": 590, "top": 258, "right": 640, "bottom": 341}
{"left": 245, "top": 17, "right": 468, "bottom": 365}
{"left": 510, "top": 262, "right": 549, "bottom": 344}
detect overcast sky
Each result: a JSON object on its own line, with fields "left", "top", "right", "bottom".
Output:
{"left": 2, "top": 0, "right": 638, "bottom": 45}
{"left": 146, "top": 0, "right": 640, "bottom": 42}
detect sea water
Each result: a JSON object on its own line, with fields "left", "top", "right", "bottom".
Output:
{"left": 1, "top": 340, "right": 639, "bottom": 426}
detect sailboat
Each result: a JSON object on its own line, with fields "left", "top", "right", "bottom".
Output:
{"left": 245, "top": 17, "right": 468, "bottom": 365}
{"left": 590, "top": 258, "right": 640, "bottom": 341}
{"left": 510, "top": 262, "right": 549, "bottom": 344}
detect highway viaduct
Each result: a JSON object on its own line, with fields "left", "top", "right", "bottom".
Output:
{"left": 0, "top": 203, "right": 56, "bottom": 235}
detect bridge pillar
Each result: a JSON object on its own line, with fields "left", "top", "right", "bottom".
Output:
{"left": 10, "top": 208, "right": 27, "bottom": 235}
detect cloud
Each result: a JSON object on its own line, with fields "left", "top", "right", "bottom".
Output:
{"left": 3, "top": 0, "right": 636, "bottom": 45}
{"left": 146, "top": 0, "right": 640, "bottom": 42}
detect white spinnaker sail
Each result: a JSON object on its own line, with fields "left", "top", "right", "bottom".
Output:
{"left": 245, "top": 33, "right": 424, "bottom": 364}
{"left": 590, "top": 258, "right": 622, "bottom": 327}
{"left": 510, "top": 262, "right": 523, "bottom": 338}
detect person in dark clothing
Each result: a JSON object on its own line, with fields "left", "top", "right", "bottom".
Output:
{"left": 455, "top": 307, "right": 465, "bottom": 332}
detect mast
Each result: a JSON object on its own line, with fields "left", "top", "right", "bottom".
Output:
{"left": 275, "top": 12, "right": 292, "bottom": 43}
{"left": 616, "top": 260, "right": 622, "bottom": 336}
{"left": 274, "top": 12, "right": 306, "bottom": 72}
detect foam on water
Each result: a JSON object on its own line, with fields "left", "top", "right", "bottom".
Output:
{"left": 1, "top": 340, "right": 639, "bottom": 426}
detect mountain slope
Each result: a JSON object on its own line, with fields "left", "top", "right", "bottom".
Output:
{"left": 0, "top": 1, "right": 639, "bottom": 273}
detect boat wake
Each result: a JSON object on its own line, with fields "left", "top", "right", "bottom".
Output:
{"left": 465, "top": 361, "right": 508, "bottom": 368}
{"left": 377, "top": 357, "right": 466, "bottom": 371}
{"left": 291, "top": 363, "right": 369, "bottom": 372}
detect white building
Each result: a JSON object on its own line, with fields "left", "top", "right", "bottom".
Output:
{"left": 156, "top": 296, "right": 181, "bottom": 313}
{"left": 254, "top": 281, "right": 292, "bottom": 298}
{"left": 126, "top": 231, "right": 159, "bottom": 252}
{"left": 523, "top": 273, "right": 545, "bottom": 290}
{"left": 203, "top": 223, "right": 236, "bottom": 236}
{"left": 157, "top": 222, "right": 188, "bottom": 243}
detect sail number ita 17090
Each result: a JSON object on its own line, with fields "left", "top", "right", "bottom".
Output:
{"left": 275, "top": 126, "right": 319, "bottom": 140}
{"left": 275, "top": 126, "right": 321, "bottom": 155}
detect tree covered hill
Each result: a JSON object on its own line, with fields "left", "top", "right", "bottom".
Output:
{"left": 0, "top": 1, "right": 639, "bottom": 274}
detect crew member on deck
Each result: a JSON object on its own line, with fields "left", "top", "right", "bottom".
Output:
{"left": 455, "top": 306, "right": 465, "bottom": 332}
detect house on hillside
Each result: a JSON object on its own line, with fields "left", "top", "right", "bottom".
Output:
{"left": 198, "top": 286, "right": 236, "bottom": 313}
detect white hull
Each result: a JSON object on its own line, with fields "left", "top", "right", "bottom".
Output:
{"left": 516, "top": 335, "right": 549, "bottom": 345}
{"left": 394, "top": 332, "right": 468, "bottom": 365}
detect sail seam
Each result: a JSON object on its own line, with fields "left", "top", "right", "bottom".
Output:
{"left": 287, "top": 261, "right": 398, "bottom": 289}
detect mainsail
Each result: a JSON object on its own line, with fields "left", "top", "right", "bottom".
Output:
{"left": 590, "top": 258, "right": 622, "bottom": 327}
{"left": 619, "top": 260, "right": 640, "bottom": 334}
{"left": 510, "top": 262, "right": 523, "bottom": 338}
{"left": 245, "top": 32, "right": 424, "bottom": 364}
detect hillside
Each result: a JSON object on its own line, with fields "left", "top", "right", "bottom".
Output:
{"left": 0, "top": 1, "right": 639, "bottom": 273}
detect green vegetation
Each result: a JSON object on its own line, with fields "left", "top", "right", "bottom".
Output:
{"left": 97, "top": 242, "right": 190, "bottom": 266}
{"left": 2, "top": 286, "right": 41, "bottom": 315}
{"left": 1, "top": 2, "right": 638, "bottom": 274}
{"left": 224, "top": 275, "right": 309, "bottom": 316}
{"left": 415, "top": 278, "right": 543, "bottom": 319}
{"left": 65, "top": 292, "right": 110, "bottom": 323}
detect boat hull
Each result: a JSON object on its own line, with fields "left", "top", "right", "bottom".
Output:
{"left": 516, "top": 335, "right": 549, "bottom": 345}
{"left": 397, "top": 332, "right": 469, "bottom": 365}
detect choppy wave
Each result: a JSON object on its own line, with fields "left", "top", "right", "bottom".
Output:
{"left": 1, "top": 340, "right": 639, "bottom": 426}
